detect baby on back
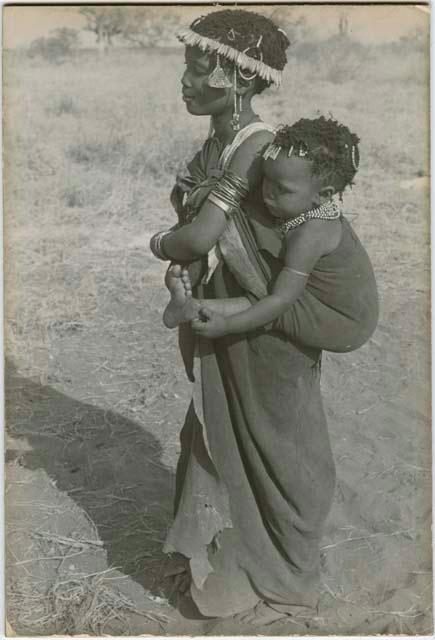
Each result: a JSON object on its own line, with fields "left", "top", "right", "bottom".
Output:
{"left": 164, "top": 117, "right": 378, "bottom": 353}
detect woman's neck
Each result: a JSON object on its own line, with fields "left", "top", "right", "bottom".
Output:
{"left": 211, "top": 104, "right": 258, "bottom": 145}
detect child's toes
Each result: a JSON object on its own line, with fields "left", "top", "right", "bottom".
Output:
{"left": 171, "top": 264, "right": 182, "bottom": 277}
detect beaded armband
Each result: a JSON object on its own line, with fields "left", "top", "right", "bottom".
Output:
{"left": 207, "top": 170, "right": 249, "bottom": 218}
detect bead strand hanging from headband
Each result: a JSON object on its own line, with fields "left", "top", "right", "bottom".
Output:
{"left": 230, "top": 66, "right": 241, "bottom": 131}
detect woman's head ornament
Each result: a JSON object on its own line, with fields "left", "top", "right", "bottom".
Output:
{"left": 177, "top": 9, "right": 290, "bottom": 88}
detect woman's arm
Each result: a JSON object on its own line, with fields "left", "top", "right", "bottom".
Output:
{"left": 159, "top": 130, "right": 273, "bottom": 262}
{"left": 192, "top": 221, "right": 333, "bottom": 337}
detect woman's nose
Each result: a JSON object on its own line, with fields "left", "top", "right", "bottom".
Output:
{"left": 263, "top": 184, "right": 274, "bottom": 201}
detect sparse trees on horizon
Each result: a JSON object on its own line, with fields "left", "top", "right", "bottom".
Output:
{"left": 79, "top": 6, "right": 181, "bottom": 52}
{"left": 79, "top": 7, "right": 128, "bottom": 53}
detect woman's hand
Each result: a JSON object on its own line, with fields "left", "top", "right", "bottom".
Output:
{"left": 191, "top": 307, "right": 228, "bottom": 339}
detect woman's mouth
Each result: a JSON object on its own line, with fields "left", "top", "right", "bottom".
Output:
{"left": 182, "top": 92, "right": 195, "bottom": 102}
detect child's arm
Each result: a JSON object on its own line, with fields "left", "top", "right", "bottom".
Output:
{"left": 160, "top": 203, "right": 227, "bottom": 261}
{"left": 197, "top": 297, "right": 252, "bottom": 316}
{"left": 192, "top": 220, "right": 336, "bottom": 338}
{"left": 157, "top": 131, "right": 273, "bottom": 262}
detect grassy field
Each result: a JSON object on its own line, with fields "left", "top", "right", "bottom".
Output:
{"left": 4, "top": 39, "right": 432, "bottom": 635}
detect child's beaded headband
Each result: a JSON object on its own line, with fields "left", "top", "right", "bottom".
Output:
{"left": 263, "top": 140, "right": 360, "bottom": 172}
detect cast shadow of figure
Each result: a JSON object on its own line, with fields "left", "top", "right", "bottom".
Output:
{"left": 5, "top": 359, "right": 178, "bottom": 600}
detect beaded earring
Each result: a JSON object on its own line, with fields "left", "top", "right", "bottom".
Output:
{"left": 239, "top": 36, "right": 263, "bottom": 82}
{"left": 207, "top": 54, "right": 232, "bottom": 89}
{"left": 230, "top": 67, "right": 241, "bottom": 131}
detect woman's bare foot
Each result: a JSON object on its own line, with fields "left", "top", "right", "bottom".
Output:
{"left": 165, "top": 565, "right": 192, "bottom": 595}
{"left": 237, "top": 601, "right": 290, "bottom": 626}
{"left": 163, "top": 265, "right": 200, "bottom": 328}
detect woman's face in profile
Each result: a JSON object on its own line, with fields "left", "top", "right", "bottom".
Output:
{"left": 181, "top": 47, "right": 232, "bottom": 117}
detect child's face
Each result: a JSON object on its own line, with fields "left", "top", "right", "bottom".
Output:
{"left": 262, "top": 153, "right": 323, "bottom": 220}
{"left": 181, "top": 47, "right": 232, "bottom": 117}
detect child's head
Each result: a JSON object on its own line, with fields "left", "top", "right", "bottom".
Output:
{"left": 262, "top": 117, "right": 360, "bottom": 220}
{"left": 178, "top": 10, "right": 290, "bottom": 116}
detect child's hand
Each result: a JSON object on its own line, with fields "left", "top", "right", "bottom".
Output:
{"left": 191, "top": 307, "right": 228, "bottom": 339}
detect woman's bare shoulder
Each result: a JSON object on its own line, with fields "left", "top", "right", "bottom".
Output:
{"left": 231, "top": 128, "right": 274, "bottom": 161}
{"left": 228, "top": 128, "right": 274, "bottom": 181}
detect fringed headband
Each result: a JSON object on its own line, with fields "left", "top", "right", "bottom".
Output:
{"left": 263, "top": 140, "right": 360, "bottom": 172}
{"left": 177, "top": 26, "right": 285, "bottom": 87}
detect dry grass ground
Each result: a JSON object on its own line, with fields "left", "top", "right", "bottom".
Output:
{"left": 4, "top": 41, "right": 432, "bottom": 635}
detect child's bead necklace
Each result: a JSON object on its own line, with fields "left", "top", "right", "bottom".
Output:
{"left": 277, "top": 200, "right": 341, "bottom": 235}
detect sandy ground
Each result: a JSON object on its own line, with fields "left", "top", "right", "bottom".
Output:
{"left": 4, "top": 29, "right": 432, "bottom": 636}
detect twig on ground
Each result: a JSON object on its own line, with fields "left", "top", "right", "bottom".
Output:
{"left": 321, "top": 529, "right": 414, "bottom": 551}
{"left": 31, "top": 531, "right": 104, "bottom": 549}
{"left": 13, "top": 550, "right": 85, "bottom": 565}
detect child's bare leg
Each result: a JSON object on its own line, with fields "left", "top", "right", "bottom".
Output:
{"left": 163, "top": 264, "right": 201, "bottom": 329}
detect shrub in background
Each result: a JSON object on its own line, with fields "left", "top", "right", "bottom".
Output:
{"left": 27, "top": 28, "right": 79, "bottom": 64}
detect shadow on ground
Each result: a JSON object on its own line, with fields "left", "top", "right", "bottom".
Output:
{"left": 5, "top": 360, "right": 178, "bottom": 600}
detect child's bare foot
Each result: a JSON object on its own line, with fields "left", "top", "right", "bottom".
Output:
{"left": 163, "top": 264, "right": 200, "bottom": 329}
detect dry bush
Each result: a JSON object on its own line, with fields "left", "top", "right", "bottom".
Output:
{"left": 294, "top": 35, "right": 371, "bottom": 84}
{"left": 46, "top": 95, "right": 80, "bottom": 117}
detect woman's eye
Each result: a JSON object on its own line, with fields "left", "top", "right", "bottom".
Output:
{"left": 184, "top": 62, "right": 200, "bottom": 73}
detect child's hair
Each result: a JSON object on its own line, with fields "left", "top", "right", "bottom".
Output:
{"left": 273, "top": 117, "right": 360, "bottom": 196}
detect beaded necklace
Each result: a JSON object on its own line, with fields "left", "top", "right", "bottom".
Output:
{"left": 277, "top": 200, "right": 341, "bottom": 235}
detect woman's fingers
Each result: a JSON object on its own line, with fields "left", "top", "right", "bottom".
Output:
{"left": 199, "top": 307, "right": 213, "bottom": 321}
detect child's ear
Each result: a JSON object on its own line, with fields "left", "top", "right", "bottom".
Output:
{"left": 318, "top": 186, "right": 335, "bottom": 203}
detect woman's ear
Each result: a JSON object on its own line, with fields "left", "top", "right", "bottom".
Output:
{"left": 237, "top": 77, "right": 256, "bottom": 96}
{"left": 318, "top": 185, "right": 335, "bottom": 203}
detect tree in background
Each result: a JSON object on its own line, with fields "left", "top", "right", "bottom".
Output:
{"left": 79, "top": 7, "right": 127, "bottom": 53}
{"left": 121, "top": 7, "right": 182, "bottom": 48}
{"left": 269, "top": 7, "right": 312, "bottom": 45}
{"left": 338, "top": 12, "right": 350, "bottom": 38}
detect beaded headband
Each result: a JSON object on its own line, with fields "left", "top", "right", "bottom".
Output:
{"left": 263, "top": 141, "right": 360, "bottom": 170}
{"left": 177, "top": 24, "right": 286, "bottom": 87}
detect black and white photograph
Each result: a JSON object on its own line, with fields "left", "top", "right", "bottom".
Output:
{"left": 4, "top": 2, "right": 431, "bottom": 636}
